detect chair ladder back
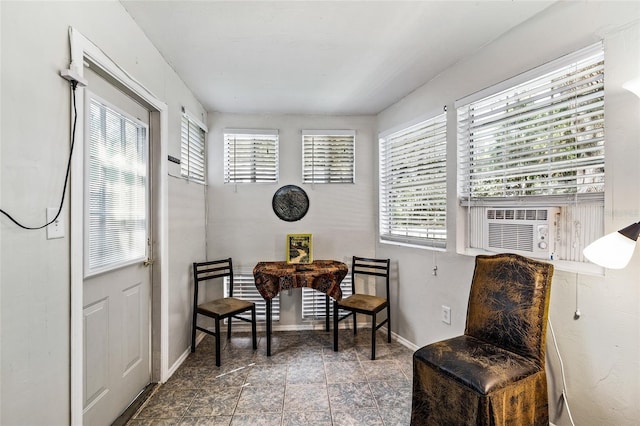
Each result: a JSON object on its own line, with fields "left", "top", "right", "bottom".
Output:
{"left": 193, "top": 258, "right": 234, "bottom": 296}
{"left": 351, "top": 256, "right": 391, "bottom": 298}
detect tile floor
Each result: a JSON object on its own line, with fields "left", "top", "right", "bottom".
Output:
{"left": 127, "top": 328, "right": 414, "bottom": 425}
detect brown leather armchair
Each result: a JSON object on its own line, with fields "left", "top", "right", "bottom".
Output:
{"left": 411, "top": 253, "right": 554, "bottom": 426}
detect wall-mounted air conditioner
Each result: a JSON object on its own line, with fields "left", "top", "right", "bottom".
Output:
{"left": 483, "top": 207, "right": 560, "bottom": 260}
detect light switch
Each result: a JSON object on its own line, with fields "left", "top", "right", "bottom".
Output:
{"left": 46, "top": 208, "right": 64, "bottom": 239}
{"left": 441, "top": 305, "right": 451, "bottom": 325}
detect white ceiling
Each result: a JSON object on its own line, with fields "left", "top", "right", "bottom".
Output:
{"left": 121, "top": 1, "right": 555, "bottom": 116}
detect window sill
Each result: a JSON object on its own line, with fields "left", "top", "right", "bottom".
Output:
{"left": 380, "top": 238, "right": 447, "bottom": 252}
{"left": 460, "top": 248, "right": 604, "bottom": 276}
{"left": 168, "top": 173, "right": 207, "bottom": 185}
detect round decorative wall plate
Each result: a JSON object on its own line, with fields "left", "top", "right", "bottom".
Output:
{"left": 272, "top": 185, "right": 309, "bottom": 222}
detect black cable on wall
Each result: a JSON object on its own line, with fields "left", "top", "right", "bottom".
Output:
{"left": 0, "top": 81, "right": 78, "bottom": 230}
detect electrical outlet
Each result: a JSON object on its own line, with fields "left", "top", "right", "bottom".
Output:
{"left": 46, "top": 208, "right": 64, "bottom": 239}
{"left": 441, "top": 305, "right": 451, "bottom": 325}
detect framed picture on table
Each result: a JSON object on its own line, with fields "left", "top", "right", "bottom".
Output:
{"left": 286, "top": 234, "right": 312, "bottom": 264}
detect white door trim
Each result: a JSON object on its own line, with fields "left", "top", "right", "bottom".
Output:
{"left": 68, "top": 27, "right": 169, "bottom": 426}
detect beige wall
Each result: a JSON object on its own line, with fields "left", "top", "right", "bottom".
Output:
{"left": 377, "top": 2, "right": 640, "bottom": 425}
{"left": 0, "top": 2, "right": 207, "bottom": 424}
{"left": 206, "top": 112, "right": 376, "bottom": 327}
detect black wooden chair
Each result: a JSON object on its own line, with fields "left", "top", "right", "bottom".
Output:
{"left": 191, "top": 258, "right": 257, "bottom": 366}
{"left": 333, "top": 256, "right": 391, "bottom": 360}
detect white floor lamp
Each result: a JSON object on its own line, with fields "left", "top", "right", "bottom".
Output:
{"left": 583, "top": 222, "right": 640, "bottom": 269}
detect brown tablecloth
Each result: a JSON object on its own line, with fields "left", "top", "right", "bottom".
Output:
{"left": 253, "top": 260, "right": 347, "bottom": 301}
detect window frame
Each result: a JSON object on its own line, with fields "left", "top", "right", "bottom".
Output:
{"left": 378, "top": 112, "right": 448, "bottom": 249}
{"left": 85, "top": 95, "right": 149, "bottom": 277}
{"left": 302, "top": 130, "right": 355, "bottom": 184}
{"left": 180, "top": 109, "right": 207, "bottom": 184}
{"left": 456, "top": 43, "right": 605, "bottom": 204}
{"left": 223, "top": 128, "right": 279, "bottom": 184}
{"left": 456, "top": 42, "right": 605, "bottom": 269}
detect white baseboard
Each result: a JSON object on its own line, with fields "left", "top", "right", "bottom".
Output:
{"left": 387, "top": 327, "right": 419, "bottom": 352}
{"left": 166, "top": 348, "right": 189, "bottom": 383}
{"left": 165, "top": 332, "right": 205, "bottom": 382}
{"left": 190, "top": 322, "right": 421, "bottom": 348}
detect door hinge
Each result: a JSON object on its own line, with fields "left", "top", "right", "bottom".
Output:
{"left": 143, "top": 258, "right": 154, "bottom": 267}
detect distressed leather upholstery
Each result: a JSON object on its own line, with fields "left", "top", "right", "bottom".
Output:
{"left": 411, "top": 253, "right": 553, "bottom": 426}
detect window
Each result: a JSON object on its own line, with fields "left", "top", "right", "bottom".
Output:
{"left": 87, "top": 98, "right": 148, "bottom": 274}
{"left": 224, "top": 129, "right": 279, "bottom": 183}
{"left": 180, "top": 111, "right": 207, "bottom": 183}
{"left": 225, "top": 273, "right": 280, "bottom": 321}
{"left": 379, "top": 113, "right": 447, "bottom": 248}
{"left": 301, "top": 275, "right": 352, "bottom": 319}
{"left": 457, "top": 42, "right": 604, "bottom": 264}
{"left": 302, "top": 130, "right": 355, "bottom": 183}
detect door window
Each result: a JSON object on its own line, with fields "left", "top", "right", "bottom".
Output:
{"left": 86, "top": 97, "right": 149, "bottom": 276}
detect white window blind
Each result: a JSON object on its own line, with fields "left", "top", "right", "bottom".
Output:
{"left": 301, "top": 275, "right": 352, "bottom": 319}
{"left": 87, "top": 98, "right": 148, "bottom": 274}
{"left": 458, "top": 43, "right": 604, "bottom": 203}
{"left": 180, "top": 113, "right": 207, "bottom": 183}
{"left": 379, "top": 113, "right": 447, "bottom": 248}
{"left": 225, "top": 274, "right": 279, "bottom": 321}
{"left": 224, "top": 129, "right": 279, "bottom": 183}
{"left": 302, "top": 130, "right": 355, "bottom": 183}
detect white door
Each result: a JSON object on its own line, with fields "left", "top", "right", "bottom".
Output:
{"left": 82, "top": 68, "right": 152, "bottom": 426}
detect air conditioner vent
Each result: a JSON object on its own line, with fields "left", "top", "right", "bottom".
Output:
{"left": 487, "top": 208, "right": 549, "bottom": 221}
{"left": 488, "top": 223, "right": 534, "bottom": 252}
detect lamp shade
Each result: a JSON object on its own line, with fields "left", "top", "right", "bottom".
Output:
{"left": 623, "top": 77, "right": 640, "bottom": 98}
{"left": 583, "top": 222, "right": 640, "bottom": 269}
